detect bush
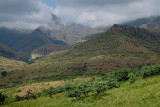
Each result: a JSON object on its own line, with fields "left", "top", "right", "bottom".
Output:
{"left": 92, "top": 80, "right": 107, "bottom": 95}
{"left": 64, "top": 83, "right": 75, "bottom": 91}
{"left": 43, "top": 87, "right": 55, "bottom": 98}
{"left": 1, "top": 71, "right": 7, "bottom": 77}
{"left": 15, "top": 95, "right": 24, "bottom": 101}
{"left": 75, "top": 81, "right": 92, "bottom": 97}
{"left": 54, "top": 86, "right": 65, "bottom": 94}
{"left": 114, "top": 69, "right": 130, "bottom": 81}
{"left": 128, "top": 73, "right": 136, "bottom": 84}
{"left": 106, "top": 77, "right": 120, "bottom": 89}
{"left": 140, "top": 64, "right": 160, "bottom": 78}
{"left": 0, "top": 92, "right": 7, "bottom": 105}
{"left": 66, "top": 88, "right": 81, "bottom": 98}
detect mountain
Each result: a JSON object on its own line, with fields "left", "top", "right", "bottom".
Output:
{"left": 0, "top": 14, "right": 105, "bottom": 60}
{"left": 11, "top": 29, "right": 68, "bottom": 59}
{"left": 1, "top": 24, "right": 160, "bottom": 86}
{"left": 0, "top": 27, "right": 29, "bottom": 47}
{"left": 125, "top": 16, "right": 160, "bottom": 29}
{"left": 0, "top": 43, "right": 20, "bottom": 59}
{"left": 31, "top": 43, "right": 69, "bottom": 59}
{"left": 37, "top": 14, "right": 106, "bottom": 45}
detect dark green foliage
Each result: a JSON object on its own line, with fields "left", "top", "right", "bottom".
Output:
{"left": 54, "top": 86, "right": 65, "bottom": 94}
{"left": 140, "top": 64, "right": 160, "bottom": 78}
{"left": 0, "top": 92, "right": 7, "bottom": 105}
{"left": 92, "top": 80, "right": 107, "bottom": 95}
{"left": 65, "top": 83, "right": 82, "bottom": 98}
{"left": 43, "top": 87, "right": 55, "bottom": 98}
{"left": 106, "top": 77, "right": 120, "bottom": 89}
{"left": 75, "top": 81, "right": 92, "bottom": 97}
{"left": 114, "top": 69, "right": 130, "bottom": 81}
{"left": 64, "top": 83, "right": 75, "bottom": 91}
{"left": 1, "top": 71, "right": 7, "bottom": 77}
{"left": 128, "top": 73, "right": 137, "bottom": 84}
{"left": 66, "top": 88, "right": 81, "bottom": 98}
{"left": 15, "top": 95, "right": 24, "bottom": 101}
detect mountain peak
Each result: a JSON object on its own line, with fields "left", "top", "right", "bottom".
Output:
{"left": 108, "top": 24, "right": 160, "bottom": 41}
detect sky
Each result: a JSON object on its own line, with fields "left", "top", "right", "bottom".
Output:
{"left": 0, "top": 0, "right": 160, "bottom": 29}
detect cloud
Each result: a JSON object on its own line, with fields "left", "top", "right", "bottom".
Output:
{"left": 53, "top": 0, "right": 160, "bottom": 27}
{"left": 0, "top": 0, "right": 54, "bottom": 29}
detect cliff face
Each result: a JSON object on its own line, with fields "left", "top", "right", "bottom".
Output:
{"left": 108, "top": 24, "right": 160, "bottom": 41}
{"left": 31, "top": 44, "right": 68, "bottom": 59}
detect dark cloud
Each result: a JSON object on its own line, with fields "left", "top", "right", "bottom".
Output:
{"left": 0, "top": 0, "right": 54, "bottom": 29}
{"left": 53, "top": 0, "right": 160, "bottom": 27}
{"left": 53, "top": 0, "right": 139, "bottom": 7}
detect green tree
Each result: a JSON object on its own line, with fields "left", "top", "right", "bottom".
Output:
{"left": 128, "top": 73, "right": 136, "bottom": 84}
{"left": 114, "top": 69, "right": 130, "bottom": 81}
{"left": 1, "top": 71, "right": 7, "bottom": 77}
{"left": 0, "top": 92, "right": 7, "bottom": 105}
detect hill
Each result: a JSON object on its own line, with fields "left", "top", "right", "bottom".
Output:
{"left": 31, "top": 43, "right": 69, "bottom": 59}
{"left": 1, "top": 72, "right": 160, "bottom": 107}
{"left": 0, "top": 24, "right": 160, "bottom": 87}
{"left": 125, "top": 16, "right": 160, "bottom": 29}
{"left": 0, "top": 56, "right": 26, "bottom": 72}
{"left": 11, "top": 29, "right": 68, "bottom": 59}
{"left": 0, "top": 43, "right": 20, "bottom": 59}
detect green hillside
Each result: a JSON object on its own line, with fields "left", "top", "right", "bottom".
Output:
{"left": 0, "top": 25, "right": 160, "bottom": 87}
{"left": 0, "top": 44, "right": 20, "bottom": 59}
{"left": 1, "top": 72, "right": 160, "bottom": 107}
{"left": 0, "top": 56, "right": 26, "bottom": 71}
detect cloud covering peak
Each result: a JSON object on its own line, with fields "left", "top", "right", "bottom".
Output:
{"left": 0, "top": 0, "right": 54, "bottom": 29}
{"left": 53, "top": 0, "right": 160, "bottom": 27}
{"left": 0, "top": 0, "right": 160, "bottom": 29}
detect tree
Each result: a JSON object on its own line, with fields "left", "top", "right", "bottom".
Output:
{"left": 1, "top": 71, "right": 7, "bottom": 77}
{"left": 0, "top": 92, "right": 7, "bottom": 105}
{"left": 128, "top": 73, "right": 136, "bottom": 84}
{"left": 114, "top": 69, "right": 130, "bottom": 81}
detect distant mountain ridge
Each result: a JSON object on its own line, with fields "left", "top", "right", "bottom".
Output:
{"left": 125, "top": 16, "right": 160, "bottom": 29}
{"left": 0, "top": 14, "right": 105, "bottom": 60}
{"left": 108, "top": 24, "right": 160, "bottom": 41}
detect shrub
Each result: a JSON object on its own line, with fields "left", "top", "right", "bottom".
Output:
{"left": 1, "top": 71, "right": 7, "bottom": 77}
{"left": 64, "top": 83, "right": 75, "bottom": 91}
{"left": 0, "top": 92, "right": 7, "bottom": 105}
{"left": 114, "top": 69, "right": 130, "bottom": 81}
{"left": 140, "top": 64, "right": 160, "bottom": 78}
{"left": 92, "top": 80, "right": 107, "bottom": 95}
{"left": 75, "top": 81, "right": 92, "bottom": 97}
{"left": 15, "top": 95, "right": 24, "bottom": 101}
{"left": 43, "top": 87, "right": 55, "bottom": 98}
{"left": 66, "top": 88, "right": 81, "bottom": 98}
{"left": 106, "top": 77, "right": 120, "bottom": 89}
{"left": 128, "top": 73, "right": 136, "bottom": 84}
{"left": 54, "top": 86, "right": 65, "bottom": 94}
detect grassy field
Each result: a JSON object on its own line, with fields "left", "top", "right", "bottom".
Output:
{"left": 2, "top": 75, "right": 160, "bottom": 107}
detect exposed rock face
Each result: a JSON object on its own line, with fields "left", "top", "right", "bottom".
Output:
{"left": 37, "top": 14, "right": 106, "bottom": 45}
{"left": 31, "top": 44, "right": 68, "bottom": 59}
{"left": 108, "top": 24, "right": 160, "bottom": 41}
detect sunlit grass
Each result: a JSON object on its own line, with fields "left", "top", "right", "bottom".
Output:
{"left": 2, "top": 75, "right": 160, "bottom": 107}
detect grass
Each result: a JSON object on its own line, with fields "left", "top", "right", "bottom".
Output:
{"left": 0, "top": 56, "right": 26, "bottom": 71}
{"left": 2, "top": 75, "right": 160, "bottom": 107}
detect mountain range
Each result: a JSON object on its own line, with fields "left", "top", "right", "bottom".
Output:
{"left": 0, "top": 14, "right": 105, "bottom": 60}
{"left": 1, "top": 23, "right": 160, "bottom": 86}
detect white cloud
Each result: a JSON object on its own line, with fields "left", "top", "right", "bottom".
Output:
{"left": 0, "top": 0, "right": 54, "bottom": 29}
{"left": 53, "top": 0, "right": 160, "bottom": 27}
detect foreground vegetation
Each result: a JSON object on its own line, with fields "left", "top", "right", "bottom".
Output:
{"left": 1, "top": 64, "right": 160, "bottom": 107}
